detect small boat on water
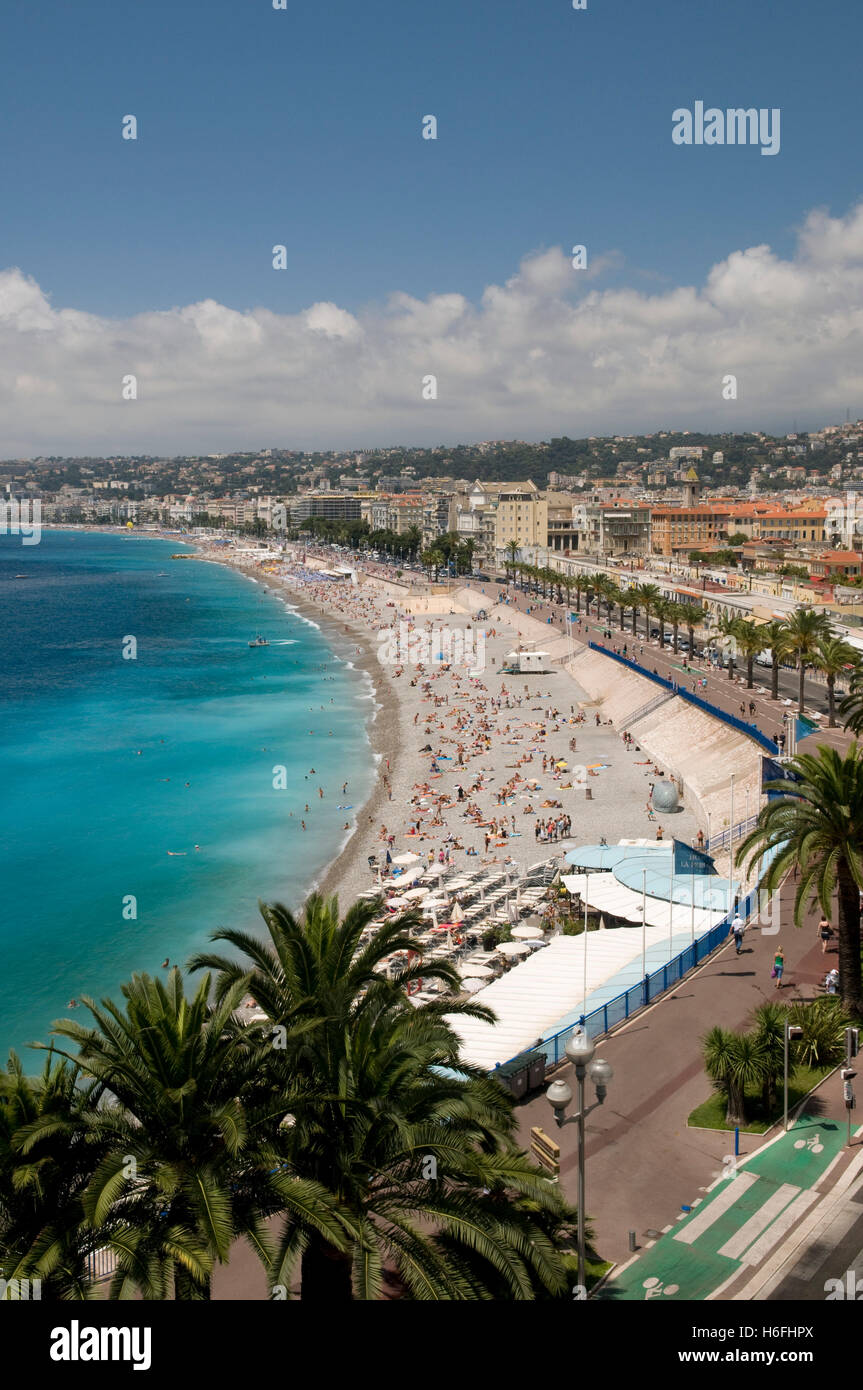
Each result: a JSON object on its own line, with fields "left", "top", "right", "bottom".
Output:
{"left": 249, "top": 635, "right": 269, "bottom": 647}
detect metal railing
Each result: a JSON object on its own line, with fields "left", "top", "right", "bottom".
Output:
{"left": 498, "top": 890, "right": 755, "bottom": 1078}
{"left": 587, "top": 642, "right": 779, "bottom": 754}
{"left": 705, "top": 813, "right": 760, "bottom": 853}
{"left": 624, "top": 688, "right": 677, "bottom": 727}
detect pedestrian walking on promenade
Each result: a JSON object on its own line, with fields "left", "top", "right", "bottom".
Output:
{"left": 731, "top": 912, "right": 745, "bottom": 954}
{"left": 772, "top": 947, "right": 785, "bottom": 989}
{"left": 817, "top": 916, "right": 833, "bottom": 954}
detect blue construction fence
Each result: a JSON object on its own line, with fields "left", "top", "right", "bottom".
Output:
{"left": 587, "top": 641, "right": 779, "bottom": 755}
{"left": 513, "top": 889, "right": 756, "bottom": 1077}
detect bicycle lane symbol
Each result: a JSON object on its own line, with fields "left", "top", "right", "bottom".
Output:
{"left": 642, "top": 1276, "right": 680, "bottom": 1300}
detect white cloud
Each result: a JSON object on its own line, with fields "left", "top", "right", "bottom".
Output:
{"left": 1, "top": 203, "right": 862, "bottom": 454}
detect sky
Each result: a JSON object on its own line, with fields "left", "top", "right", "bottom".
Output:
{"left": 0, "top": 0, "right": 861, "bottom": 455}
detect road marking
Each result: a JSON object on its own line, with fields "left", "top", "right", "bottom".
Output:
{"left": 718, "top": 1184, "right": 801, "bottom": 1261}
{"left": 674, "top": 1172, "right": 759, "bottom": 1245}
{"left": 788, "top": 1206, "right": 863, "bottom": 1281}
{"left": 737, "top": 1189, "right": 819, "bottom": 1266}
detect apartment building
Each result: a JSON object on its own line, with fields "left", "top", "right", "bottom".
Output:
{"left": 650, "top": 505, "right": 732, "bottom": 556}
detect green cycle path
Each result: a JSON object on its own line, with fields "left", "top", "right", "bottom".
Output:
{"left": 596, "top": 1114, "right": 846, "bottom": 1302}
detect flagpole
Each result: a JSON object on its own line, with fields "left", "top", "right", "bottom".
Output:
{"left": 641, "top": 868, "right": 647, "bottom": 979}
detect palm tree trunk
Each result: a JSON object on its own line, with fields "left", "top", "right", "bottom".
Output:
{"left": 725, "top": 1083, "right": 747, "bottom": 1127}
{"left": 301, "top": 1237, "right": 355, "bottom": 1302}
{"left": 771, "top": 658, "right": 780, "bottom": 701}
{"left": 827, "top": 674, "right": 836, "bottom": 728}
{"left": 798, "top": 661, "right": 805, "bottom": 715}
{"left": 747, "top": 657, "right": 754, "bottom": 689}
{"left": 672, "top": 622, "right": 679, "bottom": 654}
{"left": 837, "top": 863, "right": 863, "bottom": 1016}
{"left": 632, "top": 605, "right": 638, "bottom": 636}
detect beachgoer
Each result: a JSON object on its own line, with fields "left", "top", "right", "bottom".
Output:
{"left": 817, "top": 917, "right": 833, "bottom": 953}
{"left": 772, "top": 948, "right": 785, "bottom": 989}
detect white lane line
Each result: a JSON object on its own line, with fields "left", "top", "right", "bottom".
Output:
{"left": 674, "top": 1173, "right": 759, "bottom": 1246}
{"left": 719, "top": 1184, "right": 801, "bottom": 1261}
{"left": 739, "top": 1189, "right": 819, "bottom": 1266}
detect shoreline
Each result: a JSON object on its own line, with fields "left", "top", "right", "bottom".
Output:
{"left": 44, "top": 525, "right": 395, "bottom": 913}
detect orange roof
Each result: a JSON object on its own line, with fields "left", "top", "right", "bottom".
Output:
{"left": 814, "top": 550, "right": 863, "bottom": 562}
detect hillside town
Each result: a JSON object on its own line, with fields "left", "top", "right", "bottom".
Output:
{"left": 10, "top": 418, "right": 863, "bottom": 621}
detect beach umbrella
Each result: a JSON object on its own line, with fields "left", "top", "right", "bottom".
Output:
{"left": 393, "top": 851, "right": 421, "bottom": 866}
{"left": 495, "top": 941, "right": 531, "bottom": 957}
{"left": 460, "top": 978, "right": 487, "bottom": 995}
{"left": 458, "top": 962, "right": 494, "bottom": 979}
{"left": 450, "top": 902, "right": 465, "bottom": 925}
{"left": 511, "top": 924, "right": 544, "bottom": 940}
{"left": 386, "top": 896, "right": 411, "bottom": 909}
{"left": 402, "top": 886, "right": 430, "bottom": 901}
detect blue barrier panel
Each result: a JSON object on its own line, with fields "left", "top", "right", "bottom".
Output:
{"left": 586, "top": 641, "right": 778, "bottom": 754}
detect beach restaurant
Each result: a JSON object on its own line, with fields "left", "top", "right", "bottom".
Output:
{"left": 447, "top": 839, "right": 739, "bottom": 1073}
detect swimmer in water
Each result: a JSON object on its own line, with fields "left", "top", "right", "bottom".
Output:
{"left": 161, "top": 958, "right": 169, "bottom": 969}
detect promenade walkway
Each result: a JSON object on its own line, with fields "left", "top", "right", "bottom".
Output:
{"left": 514, "top": 870, "right": 856, "bottom": 1281}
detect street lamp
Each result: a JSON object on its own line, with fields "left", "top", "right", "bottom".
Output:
{"left": 546, "top": 1029, "right": 614, "bottom": 1292}
{"left": 784, "top": 1024, "right": 804, "bottom": 1131}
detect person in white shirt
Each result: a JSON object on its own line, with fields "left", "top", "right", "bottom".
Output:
{"left": 731, "top": 913, "right": 745, "bottom": 955}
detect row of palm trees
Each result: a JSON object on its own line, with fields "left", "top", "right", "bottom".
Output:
{"left": 504, "top": 556, "right": 861, "bottom": 723}
{"left": 0, "top": 896, "right": 580, "bottom": 1301}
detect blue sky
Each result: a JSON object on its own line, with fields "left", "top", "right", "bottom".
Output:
{"left": 0, "top": 0, "right": 861, "bottom": 452}
{"left": 2, "top": 0, "right": 859, "bottom": 317}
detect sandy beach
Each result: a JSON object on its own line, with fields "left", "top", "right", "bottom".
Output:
{"left": 190, "top": 539, "right": 699, "bottom": 912}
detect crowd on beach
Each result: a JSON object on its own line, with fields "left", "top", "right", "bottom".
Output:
{"left": 212, "top": 546, "right": 696, "bottom": 916}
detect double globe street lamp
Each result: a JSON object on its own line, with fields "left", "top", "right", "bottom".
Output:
{"left": 546, "top": 1029, "right": 614, "bottom": 1293}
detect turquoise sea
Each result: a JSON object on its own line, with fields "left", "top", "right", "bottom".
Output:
{"left": 0, "top": 530, "right": 376, "bottom": 1062}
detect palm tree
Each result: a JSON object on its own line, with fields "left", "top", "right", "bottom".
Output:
{"left": 653, "top": 597, "right": 672, "bottom": 648}
{"left": 733, "top": 618, "right": 767, "bottom": 691}
{"left": 702, "top": 1027, "right": 768, "bottom": 1126}
{"left": 813, "top": 637, "right": 859, "bottom": 728}
{"left": 749, "top": 1003, "right": 787, "bottom": 1117}
{"left": 47, "top": 970, "right": 348, "bottom": 1299}
{"left": 783, "top": 608, "right": 833, "bottom": 715}
{"left": 573, "top": 574, "right": 589, "bottom": 614}
{"left": 759, "top": 619, "right": 791, "bottom": 702}
{"left": 627, "top": 583, "right": 645, "bottom": 637}
{"left": 839, "top": 666, "right": 863, "bottom": 735}
{"left": 711, "top": 613, "right": 739, "bottom": 680}
{"left": 678, "top": 602, "right": 705, "bottom": 656}
{"left": 504, "top": 539, "right": 520, "bottom": 581}
{"left": 0, "top": 1052, "right": 104, "bottom": 1300}
{"left": 191, "top": 894, "right": 573, "bottom": 1300}
{"left": 737, "top": 743, "right": 863, "bottom": 1016}
{"left": 636, "top": 583, "right": 661, "bottom": 642}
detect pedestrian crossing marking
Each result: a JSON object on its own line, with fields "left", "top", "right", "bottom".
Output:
{"left": 718, "top": 1183, "right": 799, "bottom": 1260}
{"left": 674, "top": 1172, "right": 758, "bottom": 1245}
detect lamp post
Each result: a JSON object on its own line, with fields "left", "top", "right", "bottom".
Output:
{"left": 784, "top": 1024, "right": 804, "bottom": 1131}
{"left": 547, "top": 1030, "right": 614, "bottom": 1292}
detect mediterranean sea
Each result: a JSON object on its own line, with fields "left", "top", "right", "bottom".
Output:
{"left": 0, "top": 529, "right": 375, "bottom": 1062}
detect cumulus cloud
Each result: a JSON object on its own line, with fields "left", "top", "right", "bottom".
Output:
{"left": 1, "top": 203, "right": 862, "bottom": 455}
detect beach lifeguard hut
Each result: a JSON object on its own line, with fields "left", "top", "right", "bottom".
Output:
{"left": 502, "top": 645, "right": 553, "bottom": 675}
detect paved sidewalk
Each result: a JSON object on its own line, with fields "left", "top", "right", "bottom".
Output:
{"left": 515, "top": 874, "right": 849, "bottom": 1272}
